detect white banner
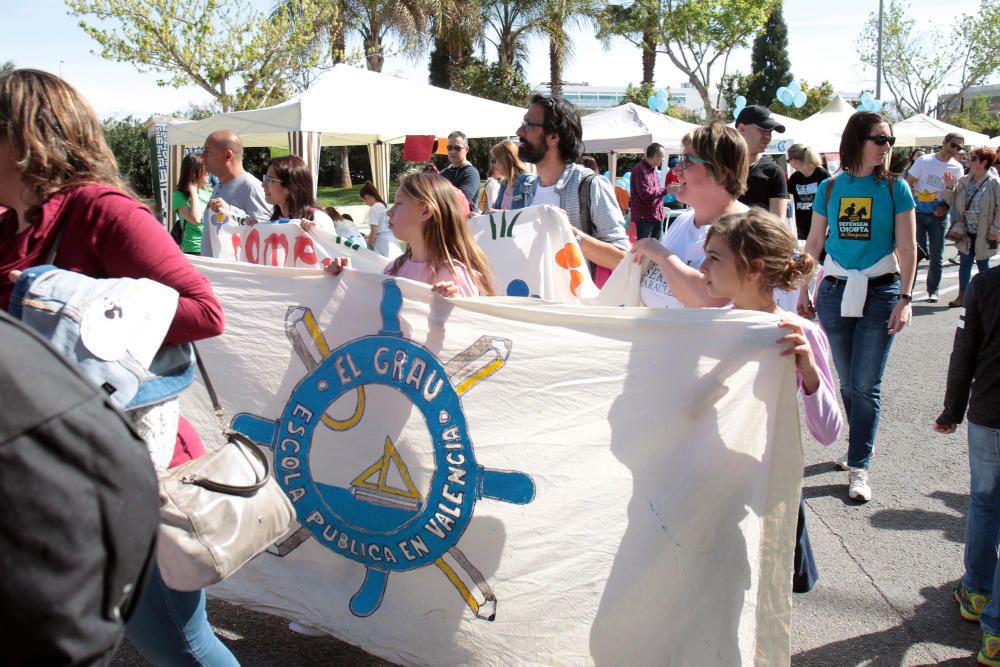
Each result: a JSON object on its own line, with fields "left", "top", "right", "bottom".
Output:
{"left": 184, "top": 258, "right": 803, "bottom": 666}
{"left": 206, "top": 215, "right": 388, "bottom": 273}
{"left": 468, "top": 205, "right": 598, "bottom": 302}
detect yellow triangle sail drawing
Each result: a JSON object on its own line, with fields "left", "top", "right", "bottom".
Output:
{"left": 351, "top": 436, "right": 421, "bottom": 511}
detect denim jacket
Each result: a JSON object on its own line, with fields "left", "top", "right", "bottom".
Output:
{"left": 493, "top": 172, "right": 538, "bottom": 210}
{"left": 8, "top": 266, "right": 193, "bottom": 411}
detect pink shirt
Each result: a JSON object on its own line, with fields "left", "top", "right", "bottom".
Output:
{"left": 384, "top": 259, "right": 481, "bottom": 296}
{"left": 792, "top": 314, "right": 843, "bottom": 446}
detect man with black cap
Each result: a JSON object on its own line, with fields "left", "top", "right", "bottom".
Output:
{"left": 735, "top": 105, "right": 789, "bottom": 218}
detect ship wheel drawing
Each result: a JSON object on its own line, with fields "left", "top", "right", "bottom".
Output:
{"left": 230, "top": 279, "right": 535, "bottom": 620}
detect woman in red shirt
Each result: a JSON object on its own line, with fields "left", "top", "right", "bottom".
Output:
{"left": 0, "top": 69, "right": 236, "bottom": 665}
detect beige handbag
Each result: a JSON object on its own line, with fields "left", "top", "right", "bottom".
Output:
{"left": 157, "top": 430, "right": 295, "bottom": 591}
{"left": 156, "top": 345, "right": 296, "bottom": 591}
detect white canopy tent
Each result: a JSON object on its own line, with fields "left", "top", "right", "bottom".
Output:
{"left": 728, "top": 110, "right": 842, "bottom": 155}
{"left": 581, "top": 103, "right": 698, "bottom": 177}
{"left": 165, "top": 65, "right": 526, "bottom": 198}
{"left": 892, "top": 114, "right": 991, "bottom": 148}
{"left": 796, "top": 96, "right": 856, "bottom": 152}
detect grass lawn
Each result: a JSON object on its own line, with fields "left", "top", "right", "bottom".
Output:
{"left": 316, "top": 184, "right": 396, "bottom": 208}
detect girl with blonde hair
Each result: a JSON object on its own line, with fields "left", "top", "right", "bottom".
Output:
{"left": 786, "top": 143, "right": 830, "bottom": 241}
{"left": 489, "top": 139, "right": 535, "bottom": 211}
{"left": 330, "top": 172, "right": 495, "bottom": 296}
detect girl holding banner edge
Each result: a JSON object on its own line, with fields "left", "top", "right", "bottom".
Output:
{"left": 700, "top": 208, "right": 843, "bottom": 593}
{"left": 0, "top": 70, "right": 237, "bottom": 666}
{"left": 329, "top": 172, "right": 495, "bottom": 297}
{"left": 797, "top": 112, "right": 917, "bottom": 503}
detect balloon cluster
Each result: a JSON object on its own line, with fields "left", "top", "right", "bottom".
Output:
{"left": 646, "top": 90, "right": 669, "bottom": 113}
{"left": 776, "top": 80, "right": 807, "bottom": 109}
{"left": 855, "top": 91, "right": 883, "bottom": 113}
{"left": 731, "top": 95, "right": 747, "bottom": 120}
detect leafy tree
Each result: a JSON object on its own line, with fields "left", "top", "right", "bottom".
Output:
{"left": 717, "top": 71, "right": 752, "bottom": 113}
{"left": 428, "top": 0, "right": 480, "bottom": 89}
{"left": 857, "top": 0, "right": 1000, "bottom": 116}
{"left": 102, "top": 115, "right": 152, "bottom": 198}
{"left": 775, "top": 80, "right": 834, "bottom": 120}
{"left": 347, "top": 0, "right": 434, "bottom": 73}
{"left": 0, "top": 61, "right": 14, "bottom": 77}
{"left": 623, "top": 81, "right": 657, "bottom": 106}
{"left": 600, "top": 0, "right": 776, "bottom": 118}
{"left": 946, "top": 95, "right": 1000, "bottom": 136}
{"left": 598, "top": 3, "right": 658, "bottom": 85}
{"left": 483, "top": 0, "right": 543, "bottom": 92}
{"left": 453, "top": 59, "right": 533, "bottom": 106}
{"left": 65, "top": 0, "right": 339, "bottom": 111}
{"left": 744, "top": 1, "right": 790, "bottom": 106}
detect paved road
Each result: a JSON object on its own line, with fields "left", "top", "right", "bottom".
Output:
{"left": 113, "top": 252, "right": 989, "bottom": 666}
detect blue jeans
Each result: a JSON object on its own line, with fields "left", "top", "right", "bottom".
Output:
{"left": 958, "top": 232, "right": 992, "bottom": 292}
{"left": 125, "top": 564, "right": 240, "bottom": 666}
{"left": 815, "top": 278, "right": 899, "bottom": 469}
{"left": 963, "top": 422, "right": 1000, "bottom": 633}
{"left": 915, "top": 212, "right": 947, "bottom": 293}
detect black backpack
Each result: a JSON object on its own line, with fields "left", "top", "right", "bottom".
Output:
{"left": 0, "top": 310, "right": 159, "bottom": 666}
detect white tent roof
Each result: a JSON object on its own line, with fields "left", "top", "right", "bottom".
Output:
{"left": 165, "top": 65, "right": 526, "bottom": 147}
{"left": 581, "top": 103, "right": 699, "bottom": 153}
{"left": 728, "top": 110, "right": 842, "bottom": 154}
{"left": 797, "top": 96, "right": 855, "bottom": 146}
{"left": 892, "top": 114, "right": 991, "bottom": 148}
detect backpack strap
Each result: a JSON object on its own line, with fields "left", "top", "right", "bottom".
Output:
{"left": 578, "top": 173, "right": 595, "bottom": 237}
{"left": 824, "top": 175, "right": 836, "bottom": 212}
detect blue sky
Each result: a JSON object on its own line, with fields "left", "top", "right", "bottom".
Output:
{"left": 1, "top": 0, "right": 983, "bottom": 118}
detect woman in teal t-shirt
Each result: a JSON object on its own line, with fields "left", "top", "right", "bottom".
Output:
{"left": 797, "top": 112, "right": 917, "bottom": 504}
{"left": 171, "top": 153, "right": 212, "bottom": 255}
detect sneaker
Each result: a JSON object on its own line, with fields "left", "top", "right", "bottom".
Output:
{"left": 848, "top": 468, "right": 872, "bottom": 502}
{"left": 956, "top": 584, "right": 991, "bottom": 622}
{"left": 836, "top": 454, "right": 850, "bottom": 471}
{"left": 928, "top": 291, "right": 940, "bottom": 303}
{"left": 979, "top": 631, "right": 1000, "bottom": 667}
{"left": 949, "top": 255, "right": 961, "bottom": 265}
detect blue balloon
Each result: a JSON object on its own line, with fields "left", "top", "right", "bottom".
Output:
{"left": 734, "top": 95, "right": 747, "bottom": 110}
{"left": 647, "top": 95, "right": 659, "bottom": 110}
{"left": 776, "top": 87, "right": 794, "bottom": 106}
{"left": 602, "top": 170, "right": 610, "bottom": 181}
{"left": 793, "top": 90, "right": 807, "bottom": 108}
{"left": 871, "top": 99, "right": 883, "bottom": 113}
{"left": 789, "top": 79, "right": 801, "bottom": 94}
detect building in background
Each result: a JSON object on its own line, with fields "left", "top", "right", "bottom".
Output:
{"left": 532, "top": 82, "right": 709, "bottom": 118}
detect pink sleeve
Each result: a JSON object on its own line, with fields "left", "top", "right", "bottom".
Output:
{"left": 90, "top": 190, "right": 224, "bottom": 345}
{"left": 798, "top": 322, "right": 843, "bottom": 445}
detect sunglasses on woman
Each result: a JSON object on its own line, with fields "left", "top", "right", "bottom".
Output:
{"left": 677, "top": 154, "right": 711, "bottom": 170}
{"left": 867, "top": 135, "right": 896, "bottom": 147}
{"left": 262, "top": 174, "right": 282, "bottom": 185}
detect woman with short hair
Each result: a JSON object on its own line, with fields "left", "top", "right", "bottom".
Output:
{"left": 787, "top": 143, "right": 830, "bottom": 241}
{"left": 629, "top": 120, "right": 749, "bottom": 308}
{"left": 940, "top": 146, "right": 1000, "bottom": 307}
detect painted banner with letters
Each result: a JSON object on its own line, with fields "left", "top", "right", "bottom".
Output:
{"left": 205, "top": 214, "right": 388, "bottom": 273}
{"left": 183, "top": 257, "right": 803, "bottom": 666}
{"left": 467, "top": 205, "right": 599, "bottom": 302}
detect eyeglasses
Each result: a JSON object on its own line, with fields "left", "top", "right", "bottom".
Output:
{"left": 262, "top": 174, "right": 282, "bottom": 185}
{"left": 519, "top": 120, "right": 546, "bottom": 131}
{"left": 677, "top": 154, "right": 711, "bottom": 170}
{"left": 950, "top": 142, "right": 967, "bottom": 151}
{"left": 446, "top": 144, "right": 466, "bottom": 152}
{"left": 867, "top": 135, "right": 897, "bottom": 147}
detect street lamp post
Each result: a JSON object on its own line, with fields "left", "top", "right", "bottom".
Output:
{"left": 875, "top": 0, "right": 883, "bottom": 100}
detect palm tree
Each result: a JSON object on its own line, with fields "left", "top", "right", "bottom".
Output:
{"left": 428, "top": 0, "right": 482, "bottom": 89}
{"left": 351, "top": 0, "right": 435, "bottom": 73}
{"left": 483, "top": 0, "right": 543, "bottom": 89}
{"left": 0, "top": 61, "right": 14, "bottom": 78}
{"left": 537, "top": 0, "right": 600, "bottom": 97}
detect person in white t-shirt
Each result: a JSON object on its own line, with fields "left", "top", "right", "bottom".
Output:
{"left": 905, "top": 133, "right": 965, "bottom": 301}
{"left": 630, "top": 121, "right": 749, "bottom": 308}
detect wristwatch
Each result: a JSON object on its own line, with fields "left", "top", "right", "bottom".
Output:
{"left": 573, "top": 228, "right": 584, "bottom": 242}
{"left": 900, "top": 294, "right": 913, "bottom": 302}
